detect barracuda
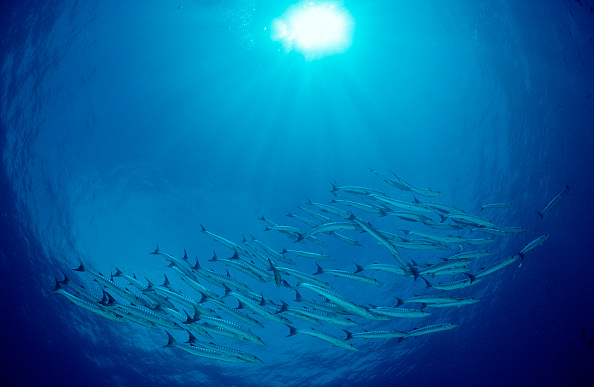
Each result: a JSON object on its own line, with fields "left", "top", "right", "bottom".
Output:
{"left": 207, "top": 298, "right": 264, "bottom": 328}
{"left": 537, "top": 185, "right": 569, "bottom": 219}
{"left": 413, "top": 199, "right": 465, "bottom": 214}
{"left": 186, "top": 307, "right": 266, "bottom": 346}
{"left": 286, "top": 211, "right": 319, "bottom": 228}
{"left": 231, "top": 255, "right": 293, "bottom": 288}
{"left": 223, "top": 285, "right": 293, "bottom": 325}
{"left": 163, "top": 331, "right": 248, "bottom": 363}
{"left": 344, "top": 329, "right": 407, "bottom": 340}
{"left": 348, "top": 214, "right": 417, "bottom": 278}
{"left": 209, "top": 252, "right": 266, "bottom": 283}
{"left": 313, "top": 263, "right": 382, "bottom": 286}
{"left": 354, "top": 263, "right": 412, "bottom": 277}
{"left": 281, "top": 248, "right": 333, "bottom": 261}
{"left": 383, "top": 211, "right": 434, "bottom": 223}
{"left": 200, "top": 225, "right": 251, "bottom": 257}
{"left": 59, "top": 273, "right": 103, "bottom": 303}
{"left": 113, "top": 268, "right": 149, "bottom": 292}
{"left": 306, "top": 198, "right": 352, "bottom": 219}
{"left": 330, "top": 198, "right": 386, "bottom": 215}
{"left": 439, "top": 213, "right": 496, "bottom": 228}
{"left": 294, "top": 221, "right": 362, "bottom": 243}
{"left": 395, "top": 295, "right": 459, "bottom": 307}
{"left": 388, "top": 171, "right": 446, "bottom": 198}
{"left": 407, "top": 323, "right": 458, "bottom": 337}
{"left": 475, "top": 255, "right": 519, "bottom": 278}
{"left": 186, "top": 332, "right": 263, "bottom": 363}
{"left": 73, "top": 264, "right": 150, "bottom": 307}
{"left": 404, "top": 230, "right": 469, "bottom": 244}
{"left": 168, "top": 264, "right": 222, "bottom": 301}
{"left": 447, "top": 251, "right": 492, "bottom": 260}
{"left": 286, "top": 325, "right": 358, "bottom": 351}
{"left": 51, "top": 280, "right": 124, "bottom": 322}
{"left": 102, "top": 293, "right": 183, "bottom": 331}
{"left": 297, "top": 204, "right": 332, "bottom": 223}
{"left": 424, "top": 298, "right": 479, "bottom": 308}
{"left": 330, "top": 181, "right": 387, "bottom": 198}
{"left": 276, "top": 301, "right": 358, "bottom": 326}
{"left": 480, "top": 202, "right": 514, "bottom": 211}
{"left": 392, "top": 240, "right": 451, "bottom": 251}
{"left": 150, "top": 246, "right": 194, "bottom": 277}
{"left": 418, "top": 259, "right": 471, "bottom": 275}
{"left": 519, "top": 234, "right": 549, "bottom": 259}
{"left": 297, "top": 282, "right": 377, "bottom": 319}
{"left": 369, "top": 195, "right": 435, "bottom": 213}
{"left": 275, "top": 266, "right": 334, "bottom": 289}
{"left": 294, "top": 290, "right": 346, "bottom": 315}
{"left": 369, "top": 307, "right": 431, "bottom": 319}
{"left": 421, "top": 275, "right": 481, "bottom": 291}
{"left": 249, "top": 236, "right": 295, "bottom": 265}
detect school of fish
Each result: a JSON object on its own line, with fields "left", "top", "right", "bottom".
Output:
{"left": 51, "top": 169, "right": 568, "bottom": 364}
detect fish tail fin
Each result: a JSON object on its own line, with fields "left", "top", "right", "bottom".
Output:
{"left": 294, "top": 290, "right": 303, "bottom": 302}
{"left": 162, "top": 274, "right": 170, "bottom": 288}
{"left": 536, "top": 211, "right": 543, "bottom": 219}
{"left": 113, "top": 267, "right": 123, "bottom": 277}
{"left": 73, "top": 264, "right": 85, "bottom": 272}
{"left": 150, "top": 245, "right": 160, "bottom": 255}
{"left": 60, "top": 272, "right": 70, "bottom": 285}
{"left": 185, "top": 330, "right": 198, "bottom": 344}
{"left": 222, "top": 284, "right": 232, "bottom": 298}
{"left": 410, "top": 266, "right": 420, "bottom": 281}
{"left": 353, "top": 263, "right": 364, "bottom": 273}
{"left": 330, "top": 181, "right": 339, "bottom": 193}
{"left": 286, "top": 325, "right": 298, "bottom": 337}
{"left": 192, "top": 256, "right": 201, "bottom": 270}
{"left": 163, "top": 331, "right": 176, "bottom": 348}
{"left": 438, "top": 214, "right": 448, "bottom": 223}
{"left": 313, "top": 263, "right": 324, "bottom": 275}
{"left": 51, "top": 279, "right": 62, "bottom": 293}
{"left": 343, "top": 330, "right": 354, "bottom": 341}
{"left": 276, "top": 301, "right": 290, "bottom": 314}
{"left": 394, "top": 297, "right": 404, "bottom": 307}
{"left": 208, "top": 251, "right": 218, "bottom": 262}
{"left": 420, "top": 276, "right": 432, "bottom": 288}
{"left": 465, "top": 273, "right": 477, "bottom": 283}
{"left": 100, "top": 290, "right": 117, "bottom": 306}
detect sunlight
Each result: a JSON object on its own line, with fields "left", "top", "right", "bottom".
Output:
{"left": 271, "top": 1, "right": 354, "bottom": 60}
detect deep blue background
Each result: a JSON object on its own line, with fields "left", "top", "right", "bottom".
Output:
{"left": 1, "top": 0, "right": 593, "bottom": 386}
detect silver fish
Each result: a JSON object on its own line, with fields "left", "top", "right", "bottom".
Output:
{"left": 537, "top": 185, "right": 569, "bottom": 219}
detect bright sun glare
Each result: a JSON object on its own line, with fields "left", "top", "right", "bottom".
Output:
{"left": 271, "top": 1, "right": 354, "bottom": 60}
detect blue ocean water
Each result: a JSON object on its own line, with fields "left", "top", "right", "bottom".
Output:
{"left": 1, "top": 0, "right": 593, "bottom": 386}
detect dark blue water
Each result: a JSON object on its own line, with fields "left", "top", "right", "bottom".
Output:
{"left": 1, "top": 1, "right": 593, "bottom": 386}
